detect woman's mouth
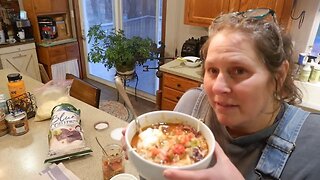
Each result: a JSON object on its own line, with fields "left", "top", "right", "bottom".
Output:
{"left": 214, "top": 102, "right": 238, "bottom": 111}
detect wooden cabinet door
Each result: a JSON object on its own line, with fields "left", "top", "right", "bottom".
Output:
{"left": 184, "top": 0, "right": 230, "bottom": 27}
{"left": 0, "top": 49, "right": 41, "bottom": 81}
{"left": 229, "top": 0, "right": 293, "bottom": 30}
{"left": 34, "top": 0, "right": 68, "bottom": 14}
{"left": 34, "top": 0, "right": 52, "bottom": 14}
{"left": 51, "top": 0, "right": 69, "bottom": 13}
{"left": 65, "top": 42, "right": 80, "bottom": 60}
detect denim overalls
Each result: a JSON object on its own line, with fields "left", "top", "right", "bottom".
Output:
{"left": 192, "top": 89, "right": 310, "bottom": 180}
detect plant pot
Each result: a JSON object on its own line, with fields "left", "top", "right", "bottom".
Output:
{"left": 116, "top": 65, "right": 135, "bottom": 77}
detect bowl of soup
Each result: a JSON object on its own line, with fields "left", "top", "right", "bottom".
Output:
{"left": 125, "top": 111, "right": 215, "bottom": 180}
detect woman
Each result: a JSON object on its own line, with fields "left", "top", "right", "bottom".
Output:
{"left": 164, "top": 9, "right": 320, "bottom": 180}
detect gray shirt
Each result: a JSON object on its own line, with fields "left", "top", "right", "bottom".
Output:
{"left": 174, "top": 88, "right": 320, "bottom": 179}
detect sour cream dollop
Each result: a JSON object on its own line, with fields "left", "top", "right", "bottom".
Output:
{"left": 137, "top": 128, "right": 163, "bottom": 148}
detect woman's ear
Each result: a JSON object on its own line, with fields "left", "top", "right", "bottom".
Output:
{"left": 277, "top": 60, "right": 289, "bottom": 87}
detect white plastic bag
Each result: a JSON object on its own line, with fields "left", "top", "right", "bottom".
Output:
{"left": 33, "top": 80, "right": 72, "bottom": 121}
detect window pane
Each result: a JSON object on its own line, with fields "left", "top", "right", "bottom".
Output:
{"left": 312, "top": 24, "right": 320, "bottom": 56}
{"left": 122, "top": 0, "right": 162, "bottom": 95}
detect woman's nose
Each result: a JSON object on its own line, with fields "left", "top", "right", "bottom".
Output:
{"left": 211, "top": 73, "right": 231, "bottom": 94}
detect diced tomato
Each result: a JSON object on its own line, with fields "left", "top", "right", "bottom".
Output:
{"left": 172, "top": 144, "right": 185, "bottom": 155}
{"left": 150, "top": 147, "right": 160, "bottom": 157}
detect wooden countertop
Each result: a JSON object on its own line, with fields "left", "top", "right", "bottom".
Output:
{"left": 0, "top": 69, "right": 138, "bottom": 179}
{"left": 160, "top": 59, "right": 203, "bottom": 82}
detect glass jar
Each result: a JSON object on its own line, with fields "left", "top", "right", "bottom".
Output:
{"left": 7, "top": 73, "right": 26, "bottom": 99}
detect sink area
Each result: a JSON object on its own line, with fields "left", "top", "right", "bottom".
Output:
{"left": 294, "top": 80, "right": 320, "bottom": 112}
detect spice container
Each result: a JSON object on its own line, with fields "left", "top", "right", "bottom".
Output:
{"left": 7, "top": 73, "right": 26, "bottom": 99}
{"left": 0, "top": 110, "right": 8, "bottom": 137}
{"left": 5, "top": 111, "right": 29, "bottom": 136}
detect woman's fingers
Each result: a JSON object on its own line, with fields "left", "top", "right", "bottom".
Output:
{"left": 121, "top": 127, "right": 129, "bottom": 159}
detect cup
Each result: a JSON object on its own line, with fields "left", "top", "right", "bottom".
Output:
{"left": 17, "top": 31, "right": 25, "bottom": 40}
{"left": 102, "top": 144, "right": 125, "bottom": 180}
{"left": 7, "top": 36, "right": 16, "bottom": 44}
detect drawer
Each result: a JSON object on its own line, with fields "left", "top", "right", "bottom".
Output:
{"left": 48, "top": 45, "right": 66, "bottom": 64}
{"left": 163, "top": 73, "right": 200, "bottom": 91}
{"left": 65, "top": 43, "right": 79, "bottom": 60}
{"left": 162, "top": 86, "right": 184, "bottom": 102}
{"left": 0, "top": 43, "right": 36, "bottom": 54}
{"left": 161, "top": 98, "right": 176, "bottom": 111}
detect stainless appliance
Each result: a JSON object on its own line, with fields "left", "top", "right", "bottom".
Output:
{"left": 14, "top": 19, "right": 33, "bottom": 42}
{"left": 181, "top": 36, "right": 208, "bottom": 58}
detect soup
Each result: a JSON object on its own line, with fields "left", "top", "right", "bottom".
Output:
{"left": 131, "top": 123, "right": 208, "bottom": 166}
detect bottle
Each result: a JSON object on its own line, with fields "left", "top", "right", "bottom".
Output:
{"left": 299, "top": 63, "right": 312, "bottom": 82}
{"left": 309, "top": 64, "right": 320, "bottom": 83}
{"left": 7, "top": 73, "right": 26, "bottom": 99}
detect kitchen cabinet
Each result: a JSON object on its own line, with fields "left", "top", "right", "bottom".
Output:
{"left": 33, "top": 0, "right": 69, "bottom": 14}
{"left": 184, "top": 0, "right": 294, "bottom": 30}
{"left": 184, "top": 0, "right": 229, "bottom": 27}
{"left": 0, "top": 43, "right": 41, "bottom": 81}
{"left": 161, "top": 73, "right": 201, "bottom": 110}
{"left": 37, "top": 41, "right": 80, "bottom": 79}
{"left": 23, "top": 0, "right": 81, "bottom": 79}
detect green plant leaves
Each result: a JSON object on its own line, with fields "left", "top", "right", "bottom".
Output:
{"left": 87, "top": 26, "right": 157, "bottom": 71}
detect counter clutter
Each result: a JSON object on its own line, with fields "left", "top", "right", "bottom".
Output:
{"left": 0, "top": 69, "right": 139, "bottom": 179}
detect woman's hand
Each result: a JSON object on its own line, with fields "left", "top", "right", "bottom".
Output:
{"left": 121, "top": 127, "right": 129, "bottom": 160}
{"left": 163, "top": 142, "right": 244, "bottom": 180}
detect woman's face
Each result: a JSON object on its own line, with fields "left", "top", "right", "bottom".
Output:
{"left": 203, "top": 30, "right": 276, "bottom": 135}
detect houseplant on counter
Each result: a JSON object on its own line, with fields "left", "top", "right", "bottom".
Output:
{"left": 87, "top": 25, "right": 157, "bottom": 75}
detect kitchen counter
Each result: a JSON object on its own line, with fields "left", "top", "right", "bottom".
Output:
{"left": 0, "top": 39, "right": 35, "bottom": 49}
{"left": 0, "top": 69, "right": 139, "bottom": 179}
{"left": 160, "top": 59, "right": 203, "bottom": 82}
{"left": 294, "top": 80, "right": 320, "bottom": 112}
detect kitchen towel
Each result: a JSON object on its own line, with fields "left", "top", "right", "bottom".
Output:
{"left": 36, "top": 163, "right": 80, "bottom": 180}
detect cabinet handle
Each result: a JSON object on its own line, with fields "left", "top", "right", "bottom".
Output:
{"left": 176, "top": 96, "right": 180, "bottom": 100}
{"left": 176, "top": 84, "right": 181, "bottom": 88}
{"left": 13, "top": 54, "right": 27, "bottom": 59}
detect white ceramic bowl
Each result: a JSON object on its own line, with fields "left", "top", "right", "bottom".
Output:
{"left": 182, "top": 56, "right": 202, "bottom": 67}
{"left": 125, "top": 111, "right": 215, "bottom": 180}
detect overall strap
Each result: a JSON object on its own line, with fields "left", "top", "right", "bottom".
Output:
{"left": 255, "top": 104, "right": 310, "bottom": 179}
{"left": 191, "top": 87, "right": 211, "bottom": 124}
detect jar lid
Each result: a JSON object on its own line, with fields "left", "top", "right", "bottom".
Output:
{"left": 7, "top": 73, "right": 22, "bottom": 81}
{"left": 5, "top": 111, "right": 26, "bottom": 122}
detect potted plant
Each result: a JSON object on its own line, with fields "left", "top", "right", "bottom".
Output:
{"left": 87, "top": 25, "right": 157, "bottom": 75}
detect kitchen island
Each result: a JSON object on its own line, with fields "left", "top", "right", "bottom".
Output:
{"left": 0, "top": 68, "right": 138, "bottom": 179}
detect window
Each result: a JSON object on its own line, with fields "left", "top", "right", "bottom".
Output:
{"left": 81, "top": 0, "right": 163, "bottom": 100}
{"left": 312, "top": 25, "right": 320, "bottom": 56}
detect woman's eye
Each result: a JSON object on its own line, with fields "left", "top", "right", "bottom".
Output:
{"left": 230, "top": 67, "right": 248, "bottom": 77}
{"left": 207, "top": 68, "right": 219, "bottom": 75}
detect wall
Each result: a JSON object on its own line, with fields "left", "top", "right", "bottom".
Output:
{"left": 164, "top": 0, "right": 207, "bottom": 58}
{"left": 290, "top": 0, "right": 320, "bottom": 59}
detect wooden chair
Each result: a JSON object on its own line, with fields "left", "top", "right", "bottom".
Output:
{"left": 38, "top": 63, "right": 50, "bottom": 83}
{"left": 66, "top": 73, "right": 101, "bottom": 108}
